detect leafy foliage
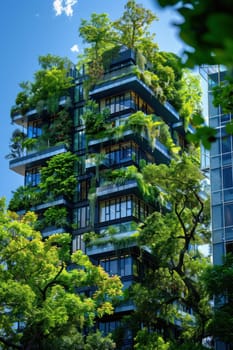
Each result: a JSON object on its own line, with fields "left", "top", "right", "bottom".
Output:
{"left": 0, "top": 199, "right": 122, "bottom": 349}
{"left": 130, "top": 156, "right": 212, "bottom": 347}
{"left": 156, "top": 0, "right": 233, "bottom": 68}
{"left": 82, "top": 100, "right": 110, "bottom": 137}
{"left": 113, "top": 0, "right": 158, "bottom": 53}
{"left": 39, "top": 152, "right": 77, "bottom": 201}
{"left": 11, "top": 54, "right": 74, "bottom": 117}
{"left": 155, "top": 0, "right": 233, "bottom": 149}
{"left": 202, "top": 254, "right": 233, "bottom": 344}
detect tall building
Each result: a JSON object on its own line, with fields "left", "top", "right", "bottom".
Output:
{"left": 9, "top": 47, "right": 193, "bottom": 349}
{"left": 205, "top": 65, "right": 233, "bottom": 350}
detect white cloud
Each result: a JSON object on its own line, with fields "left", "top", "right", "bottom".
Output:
{"left": 53, "top": 0, "right": 78, "bottom": 17}
{"left": 70, "top": 44, "right": 79, "bottom": 53}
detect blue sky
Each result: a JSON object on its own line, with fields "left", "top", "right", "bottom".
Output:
{"left": 0, "top": 0, "right": 185, "bottom": 204}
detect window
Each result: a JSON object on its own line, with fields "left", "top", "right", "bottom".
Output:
{"left": 99, "top": 320, "right": 120, "bottom": 335}
{"left": 221, "top": 113, "right": 231, "bottom": 124}
{"left": 75, "top": 156, "right": 86, "bottom": 176}
{"left": 100, "top": 195, "right": 132, "bottom": 222}
{"left": 76, "top": 180, "right": 90, "bottom": 201}
{"left": 224, "top": 203, "right": 233, "bottom": 227}
{"left": 99, "top": 195, "right": 150, "bottom": 223}
{"left": 74, "top": 107, "right": 84, "bottom": 127}
{"left": 105, "top": 94, "right": 125, "bottom": 114}
{"left": 212, "top": 205, "right": 223, "bottom": 229}
{"left": 72, "top": 234, "right": 85, "bottom": 252}
{"left": 25, "top": 167, "right": 40, "bottom": 186}
{"left": 74, "top": 130, "right": 85, "bottom": 151}
{"left": 106, "top": 142, "right": 139, "bottom": 165}
{"left": 75, "top": 206, "right": 90, "bottom": 229}
{"left": 223, "top": 167, "right": 233, "bottom": 188}
{"left": 74, "top": 84, "right": 84, "bottom": 102}
{"left": 27, "top": 120, "right": 42, "bottom": 138}
{"left": 221, "top": 135, "right": 231, "bottom": 154}
{"left": 99, "top": 256, "right": 133, "bottom": 277}
{"left": 226, "top": 241, "right": 233, "bottom": 254}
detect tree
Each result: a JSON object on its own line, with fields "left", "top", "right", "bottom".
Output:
{"left": 113, "top": 0, "right": 158, "bottom": 56}
{"left": 202, "top": 254, "right": 233, "bottom": 344}
{"left": 154, "top": 0, "right": 233, "bottom": 149}
{"left": 12, "top": 54, "right": 74, "bottom": 116}
{"left": 155, "top": 0, "right": 233, "bottom": 68}
{"left": 0, "top": 198, "right": 122, "bottom": 349}
{"left": 130, "top": 155, "right": 212, "bottom": 348}
{"left": 79, "top": 13, "right": 117, "bottom": 84}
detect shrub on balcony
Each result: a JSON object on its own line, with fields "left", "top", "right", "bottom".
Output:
{"left": 35, "top": 207, "right": 69, "bottom": 232}
{"left": 39, "top": 152, "right": 77, "bottom": 202}
{"left": 82, "top": 100, "right": 110, "bottom": 138}
{"left": 11, "top": 55, "right": 74, "bottom": 118}
{"left": 8, "top": 185, "right": 43, "bottom": 212}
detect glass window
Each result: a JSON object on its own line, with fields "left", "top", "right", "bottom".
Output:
{"left": 211, "top": 138, "right": 220, "bottom": 156}
{"left": 226, "top": 241, "right": 233, "bottom": 254}
{"left": 212, "top": 205, "right": 223, "bottom": 229}
{"left": 223, "top": 167, "right": 233, "bottom": 188}
{"left": 74, "top": 84, "right": 83, "bottom": 102}
{"left": 210, "top": 168, "right": 221, "bottom": 191}
{"left": 72, "top": 234, "right": 85, "bottom": 252}
{"left": 76, "top": 180, "right": 89, "bottom": 201}
{"left": 75, "top": 206, "right": 90, "bottom": 229}
{"left": 74, "top": 107, "right": 84, "bottom": 127}
{"left": 224, "top": 188, "right": 233, "bottom": 202}
{"left": 74, "top": 130, "right": 86, "bottom": 151}
{"left": 221, "top": 136, "right": 231, "bottom": 154}
{"left": 213, "top": 243, "right": 224, "bottom": 265}
{"left": 224, "top": 203, "right": 233, "bottom": 227}
{"left": 25, "top": 167, "right": 40, "bottom": 186}
{"left": 99, "top": 195, "right": 150, "bottom": 223}
{"left": 222, "top": 153, "right": 232, "bottom": 166}
{"left": 27, "top": 120, "right": 42, "bottom": 138}
{"left": 209, "top": 116, "right": 219, "bottom": 128}
{"left": 211, "top": 191, "right": 222, "bottom": 205}
{"left": 221, "top": 113, "right": 231, "bottom": 124}
{"left": 100, "top": 256, "right": 132, "bottom": 276}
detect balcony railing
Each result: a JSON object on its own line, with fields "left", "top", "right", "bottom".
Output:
{"left": 9, "top": 144, "right": 67, "bottom": 175}
{"left": 96, "top": 179, "right": 138, "bottom": 198}
{"left": 86, "top": 230, "right": 138, "bottom": 256}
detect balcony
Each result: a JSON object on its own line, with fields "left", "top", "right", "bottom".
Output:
{"left": 90, "top": 75, "right": 180, "bottom": 124}
{"left": 31, "top": 195, "right": 71, "bottom": 212}
{"left": 86, "top": 230, "right": 138, "bottom": 257}
{"left": 154, "top": 139, "right": 172, "bottom": 164}
{"left": 9, "top": 144, "right": 67, "bottom": 175}
{"left": 11, "top": 96, "right": 71, "bottom": 126}
{"left": 42, "top": 226, "right": 67, "bottom": 238}
{"left": 172, "top": 121, "right": 195, "bottom": 136}
{"left": 96, "top": 179, "right": 138, "bottom": 199}
{"left": 11, "top": 108, "right": 37, "bottom": 127}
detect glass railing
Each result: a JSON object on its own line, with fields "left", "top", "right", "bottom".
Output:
{"left": 98, "top": 65, "right": 136, "bottom": 85}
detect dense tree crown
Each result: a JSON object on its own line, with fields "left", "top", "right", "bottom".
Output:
{"left": 130, "top": 156, "right": 212, "bottom": 349}
{"left": 0, "top": 199, "right": 122, "bottom": 349}
{"left": 154, "top": 0, "right": 233, "bottom": 148}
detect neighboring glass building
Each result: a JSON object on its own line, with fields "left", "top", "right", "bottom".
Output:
{"left": 206, "top": 65, "right": 233, "bottom": 350}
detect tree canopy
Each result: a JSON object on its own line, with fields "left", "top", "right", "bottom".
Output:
{"left": 130, "top": 156, "right": 212, "bottom": 348}
{"left": 154, "top": 0, "right": 233, "bottom": 149}
{"left": 0, "top": 198, "right": 122, "bottom": 349}
{"left": 155, "top": 0, "right": 233, "bottom": 68}
{"left": 202, "top": 254, "right": 233, "bottom": 344}
{"left": 12, "top": 54, "right": 74, "bottom": 117}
